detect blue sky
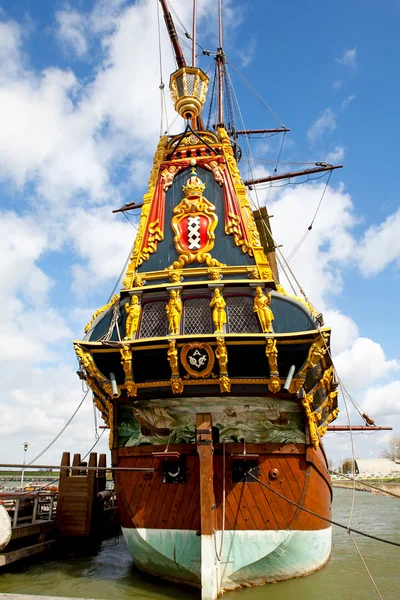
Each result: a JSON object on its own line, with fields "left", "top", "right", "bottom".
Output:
{"left": 0, "top": 0, "right": 399, "bottom": 465}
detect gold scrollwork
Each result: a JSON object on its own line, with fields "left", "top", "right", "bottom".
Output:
{"left": 122, "top": 135, "right": 168, "bottom": 284}
{"left": 169, "top": 169, "right": 224, "bottom": 270}
{"left": 318, "top": 407, "right": 340, "bottom": 438}
{"left": 84, "top": 294, "right": 119, "bottom": 333}
{"left": 74, "top": 344, "right": 110, "bottom": 422}
{"left": 299, "top": 332, "right": 329, "bottom": 377}
{"left": 219, "top": 127, "right": 272, "bottom": 277}
{"left": 302, "top": 393, "right": 320, "bottom": 449}
{"left": 247, "top": 267, "right": 260, "bottom": 280}
{"left": 181, "top": 342, "right": 215, "bottom": 379}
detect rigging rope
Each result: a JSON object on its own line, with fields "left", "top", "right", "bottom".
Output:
{"left": 26, "top": 390, "right": 90, "bottom": 468}
{"left": 349, "top": 534, "right": 384, "bottom": 600}
{"left": 206, "top": 63, "right": 217, "bottom": 131}
{"left": 226, "top": 55, "right": 286, "bottom": 128}
{"left": 286, "top": 170, "right": 333, "bottom": 263}
{"left": 214, "top": 441, "right": 226, "bottom": 561}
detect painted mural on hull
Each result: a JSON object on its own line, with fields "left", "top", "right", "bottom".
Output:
{"left": 118, "top": 396, "right": 305, "bottom": 446}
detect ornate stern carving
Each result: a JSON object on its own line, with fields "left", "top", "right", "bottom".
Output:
{"left": 123, "top": 135, "right": 168, "bottom": 284}
{"left": 299, "top": 332, "right": 329, "bottom": 377}
{"left": 74, "top": 344, "right": 113, "bottom": 444}
{"left": 215, "top": 337, "right": 230, "bottom": 392}
{"left": 123, "top": 295, "right": 141, "bottom": 340}
{"left": 268, "top": 375, "right": 281, "bottom": 394}
{"left": 84, "top": 294, "right": 119, "bottom": 334}
{"left": 120, "top": 345, "right": 137, "bottom": 397}
{"left": 171, "top": 377, "right": 184, "bottom": 395}
{"left": 302, "top": 393, "right": 320, "bottom": 449}
{"left": 181, "top": 342, "right": 216, "bottom": 379}
{"left": 265, "top": 338, "right": 279, "bottom": 376}
{"left": 169, "top": 167, "right": 225, "bottom": 270}
{"left": 254, "top": 287, "right": 274, "bottom": 333}
{"left": 219, "top": 127, "right": 273, "bottom": 279}
{"left": 210, "top": 288, "right": 227, "bottom": 333}
{"left": 167, "top": 340, "right": 180, "bottom": 378}
{"left": 219, "top": 376, "right": 231, "bottom": 393}
{"left": 169, "top": 271, "right": 183, "bottom": 284}
{"left": 166, "top": 290, "right": 183, "bottom": 335}
{"left": 215, "top": 338, "right": 228, "bottom": 376}
{"left": 208, "top": 267, "right": 222, "bottom": 280}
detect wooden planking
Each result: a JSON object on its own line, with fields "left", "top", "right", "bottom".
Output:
{"left": 115, "top": 444, "right": 332, "bottom": 532}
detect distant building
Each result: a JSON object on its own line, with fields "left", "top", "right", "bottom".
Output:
{"left": 355, "top": 458, "right": 399, "bottom": 477}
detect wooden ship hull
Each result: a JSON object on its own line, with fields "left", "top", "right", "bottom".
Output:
{"left": 115, "top": 441, "right": 332, "bottom": 596}
{"left": 73, "top": 5, "right": 341, "bottom": 596}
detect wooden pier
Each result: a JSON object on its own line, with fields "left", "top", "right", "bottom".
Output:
{"left": 0, "top": 452, "right": 119, "bottom": 567}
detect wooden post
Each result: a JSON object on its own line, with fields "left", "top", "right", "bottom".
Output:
{"left": 196, "top": 413, "right": 218, "bottom": 600}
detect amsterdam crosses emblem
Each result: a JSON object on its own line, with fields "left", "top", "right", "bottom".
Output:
{"left": 169, "top": 166, "right": 225, "bottom": 270}
{"left": 181, "top": 342, "right": 216, "bottom": 379}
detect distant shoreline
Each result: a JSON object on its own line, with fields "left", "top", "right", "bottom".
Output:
{"left": 333, "top": 481, "right": 400, "bottom": 496}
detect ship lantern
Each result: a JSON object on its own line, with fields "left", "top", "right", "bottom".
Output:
{"left": 169, "top": 66, "right": 209, "bottom": 120}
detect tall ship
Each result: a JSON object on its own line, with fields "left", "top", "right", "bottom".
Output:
{"left": 73, "top": 2, "right": 342, "bottom": 598}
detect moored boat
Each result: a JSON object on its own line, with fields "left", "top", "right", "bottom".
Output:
{"left": 73, "top": 2, "right": 341, "bottom": 598}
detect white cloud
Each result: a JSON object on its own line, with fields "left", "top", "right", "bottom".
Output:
{"left": 307, "top": 108, "right": 336, "bottom": 143}
{"left": 337, "top": 47, "right": 357, "bottom": 69}
{"left": 335, "top": 338, "right": 399, "bottom": 392}
{"left": 340, "top": 94, "right": 355, "bottom": 110}
{"left": 56, "top": 9, "right": 88, "bottom": 56}
{"left": 357, "top": 207, "right": 400, "bottom": 276}
{"left": 361, "top": 381, "right": 400, "bottom": 418}
{"left": 333, "top": 80, "right": 343, "bottom": 91}
{"left": 326, "top": 145, "right": 345, "bottom": 164}
{"left": 239, "top": 35, "right": 257, "bottom": 68}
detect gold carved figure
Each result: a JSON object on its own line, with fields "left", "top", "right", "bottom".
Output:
{"left": 268, "top": 375, "right": 281, "bottom": 394}
{"left": 208, "top": 267, "right": 222, "bottom": 280}
{"left": 166, "top": 290, "right": 183, "bottom": 335}
{"left": 205, "top": 160, "right": 224, "bottom": 186}
{"left": 169, "top": 271, "right": 182, "bottom": 284}
{"left": 124, "top": 295, "right": 141, "bottom": 340}
{"left": 210, "top": 288, "right": 226, "bottom": 333}
{"left": 168, "top": 340, "right": 180, "bottom": 377}
{"left": 265, "top": 338, "right": 278, "bottom": 374}
{"left": 120, "top": 345, "right": 133, "bottom": 379}
{"left": 219, "top": 375, "right": 231, "bottom": 393}
{"left": 171, "top": 377, "right": 184, "bottom": 395}
{"left": 215, "top": 337, "right": 228, "bottom": 376}
{"left": 254, "top": 286, "right": 274, "bottom": 333}
{"left": 161, "top": 165, "right": 180, "bottom": 191}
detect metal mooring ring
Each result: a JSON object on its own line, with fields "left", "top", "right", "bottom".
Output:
{"left": 269, "top": 468, "right": 279, "bottom": 480}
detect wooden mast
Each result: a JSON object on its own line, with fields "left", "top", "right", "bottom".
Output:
{"left": 159, "top": 0, "right": 186, "bottom": 68}
{"left": 216, "top": 0, "right": 224, "bottom": 125}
